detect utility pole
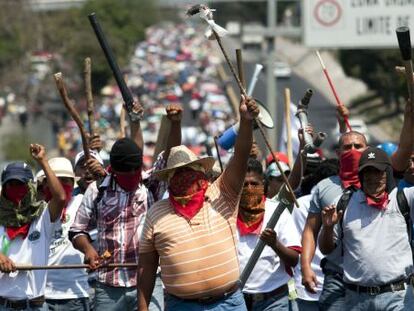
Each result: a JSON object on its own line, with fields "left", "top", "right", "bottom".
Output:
{"left": 266, "top": 0, "right": 277, "bottom": 149}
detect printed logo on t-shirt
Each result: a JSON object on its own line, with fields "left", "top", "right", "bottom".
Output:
{"left": 53, "top": 229, "right": 63, "bottom": 239}
{"left": 28, "top": 230, "right": 41, "bottom": 241}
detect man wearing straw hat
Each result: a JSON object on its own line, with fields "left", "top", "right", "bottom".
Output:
{"left": 138, "top": 96, "right": 259, "bottom": 311}
{"left": 0, "top": 144, "right": 66, "bottom": 310}
{"left": 69, "top": 104, "right": 182, "bottom": 311}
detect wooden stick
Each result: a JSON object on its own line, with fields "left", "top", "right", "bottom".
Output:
{"left": 236, "top": 49, "right": 246, "bottom": 89}
{"left": 84, "top": 57, "right": 96, "bottom": 135}
{"left": 54, "top": 72, "right": 91, "bottom": 161}
{"left": 16, "top": 263, "right": 138, "bottom": 271}
{"left": 120, "top": 106, "right": 126, "bottom": 138}
{"left": 213, "top": 31, "right": 246, "bottom": 97}
{"left": 284, "top": 88, "right": 293, "bottom": 167}
{"left": 213, "top": 136, "right": 224, "bottom": 172}
{"left": 213, "top": 35, "right": 298, "bottom": 207}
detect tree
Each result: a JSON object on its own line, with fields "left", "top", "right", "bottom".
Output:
{"left": 39, "top": 0, "right": 159, "bottom": 92}
{"left": 339, "top": 50, "right": 406, "bottom": 111}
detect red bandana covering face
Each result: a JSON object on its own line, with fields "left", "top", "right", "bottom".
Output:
{"left": 4, "top": 185, "right": 29, "bottom": 205}
{"left": 366, "top": 192, "right": 389, "bottom": 210}
{"left": 168, "top": 169, "right": 209, "bottom": 220}
{"left": 339, "top": 149, "right": 362, "bottom": 189}
{"left": 237, "top": 186, "right": 266, "bottom": 235}
{"left": 114, "top": 170, "right": 142, "bottom": 192}
{"left": 3, "top": 185, "right": 31, "bottom": 239}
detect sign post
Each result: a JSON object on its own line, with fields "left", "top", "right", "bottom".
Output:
{"left": 304, "top": 0, "right": 414, "bottom": 48}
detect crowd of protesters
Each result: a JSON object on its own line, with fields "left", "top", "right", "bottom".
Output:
{"left": 56, "top": 23, "right": 234, "bottom": 168}
{"left": 1, "top": 20, "right": 414, "bottom": 311}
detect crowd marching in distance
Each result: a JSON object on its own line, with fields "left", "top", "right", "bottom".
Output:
{"left": 0, "top": 20, "right": 414, "bottom": 311}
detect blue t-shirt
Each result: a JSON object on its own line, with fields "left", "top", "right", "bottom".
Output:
{"left": 309, "top": 175, "right": 344, "bottom": 273}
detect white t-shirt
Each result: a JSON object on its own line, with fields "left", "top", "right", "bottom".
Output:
{"left": 0, "top": 207, "right": 55, "bottom": 299}
{"left": 292, "top": 194, "right": 324, "bottom": 301}
{"left": 45, "top": 194, "right": 89, "bottom": 299}
{"left": 237, "top": 199, "right": 301, "bottom": 294}
{"left": 340, "top": 188, "right": 414, "bottom": 286}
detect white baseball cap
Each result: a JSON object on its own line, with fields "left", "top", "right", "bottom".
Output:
{"left": 74, "top": 150, "right": 104, "bottom": 168}
{"left": 265, "top": 162, "right": 290, "bottom": 178}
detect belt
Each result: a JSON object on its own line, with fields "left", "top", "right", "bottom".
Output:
{"left": 170, "top": 282, "right": 240, "bottom": 305}
{"left": 345, "top": 278, "right": 412, "bottom": 296}
{"left": 0, "top": 296, "right": 45, "bottom": 310}
{"left": 244, "top": 284, "right": 288, "bottom": 304}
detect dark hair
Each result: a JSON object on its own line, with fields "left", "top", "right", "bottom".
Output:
{"left": 246, "top": 157, "right": 263, "bottom": 176}
{"left": 338, "top": 131, "right": 367, "bottom": 148}
{"left": 300, "top": 158, "right": 339, "bottom": 195}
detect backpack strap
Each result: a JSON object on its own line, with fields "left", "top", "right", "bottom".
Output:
{"left": 336, "top": 187, "right": 356, "bottom": 256}
{"left": 397, "top": 189, "right": 412, "bottom": 245}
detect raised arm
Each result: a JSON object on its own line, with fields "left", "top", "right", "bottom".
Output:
{"left": 337, "top": 105, "right": 349, "bottom": 134}
{"left": 130, "top": 101, "right": 145, "bottom": 151}
{"left": 392, "top": 99, "right": 414, "bottom": 172}
{"left": 30, "top": 144, "right": 66, "bottom": 222}
{"left": 222, "top": 96, "right": 259, "bottom": 194}
{"left": 163, "top": 103, "right": 182, "bottom": 161}
{"left": 287, "top": 127, "right": 311, "bottom": 191}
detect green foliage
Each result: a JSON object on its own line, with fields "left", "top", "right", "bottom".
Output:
{"left": 339, "top": 50, "right": 406, "bottom": 109}
{"left": 0, "top": 1, "right": 35, "bottom": 71}
{"left": 2, "top": 132, "right": 35, "bottom": 167}
{"left": 0, "top": 0, "right": 158, "bottom": 92}
{"left": 42, "top": 0, "right": 159, "bottom": 91}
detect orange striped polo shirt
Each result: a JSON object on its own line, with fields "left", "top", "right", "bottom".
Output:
{"left": 139, "top": 175, "right": 241, "bottom": 299}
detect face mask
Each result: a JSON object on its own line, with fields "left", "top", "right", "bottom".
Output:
{"left": 114, "top": 170, "right": 141, "bottom": 192}
{"left": 339, "top": 149, "right": 362, "bottom": 189}
{"left": 362, "top": 169, "right": 387, "bottom": 199}
{"left": 239, "top": 185, "right": 265, "bottom": 212}
{"left": 3, "top": 184, "right": 29, "bottom": 205}
{"left": 168, "top": 169, "right": 209, "bottom": 220}
{"left": 43, "top": 183, "right": 73, "bottom": 205}
{"left": 238, "top": 185, "right": 265, "bottom": 233}
{"left": 169, "top": 169, "right": 208, "bottom": 197}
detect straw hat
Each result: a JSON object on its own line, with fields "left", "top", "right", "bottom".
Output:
{"left": 37, "top": 157, "right": 75, "bottom": 183}
{"left": 154, "top": 145, "right": 215, "bottom": 181}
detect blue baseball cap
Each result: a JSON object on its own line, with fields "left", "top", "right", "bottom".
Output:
{"left": 1, "top": 162, "right": 34, "bottom": 185}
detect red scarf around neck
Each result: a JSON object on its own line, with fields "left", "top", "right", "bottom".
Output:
{"left": 366, "top": 192, "right": 389, "bottom": 210}
{"left": 6, "top": 223, "right": 31, "bottom": 240}
{"left": 237, "top": 213, "right": 265, "bottom": 236}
